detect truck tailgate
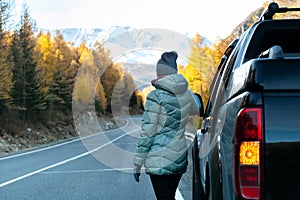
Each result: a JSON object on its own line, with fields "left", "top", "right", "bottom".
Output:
{"left": 264, "top": 94, "right": 300, "bottom": 200}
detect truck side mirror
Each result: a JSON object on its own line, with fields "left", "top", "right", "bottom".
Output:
{"left": 193, "top": 93, "right": 204, "bottom": 117}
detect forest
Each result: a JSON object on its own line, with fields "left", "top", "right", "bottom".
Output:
{"left": 0, "top": 0, "right": 276, "bottom": 153}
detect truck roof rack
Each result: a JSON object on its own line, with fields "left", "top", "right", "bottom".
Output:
{"left": 260, "top": 2, "right": 300, "bottom": 21}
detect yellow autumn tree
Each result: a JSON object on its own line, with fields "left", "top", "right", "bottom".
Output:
{"left": 73, "top": 52, "right": 95, "bottom": 104}
{"left": 35, "top": 31, "right": 56, "bottom": 95}
{"left": 181, "top": 33, "right": 215, "bottom": 105}
{"left": 95, "top": 80, "right": 107, "bottom": 114}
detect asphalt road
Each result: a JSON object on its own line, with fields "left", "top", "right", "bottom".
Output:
{"left": 0, "top": 116, "right": 194, "bottom": 200}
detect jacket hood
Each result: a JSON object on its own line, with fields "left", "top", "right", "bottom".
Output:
{"left": 152, "top": 74, "right": 188, "bottom": 94}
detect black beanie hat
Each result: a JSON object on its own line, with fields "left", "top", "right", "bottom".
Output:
{"left": 156, "top": 51, "right": 178, "bottom": 77}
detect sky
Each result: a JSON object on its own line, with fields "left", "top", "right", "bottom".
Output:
{"left": 18, "top": 0, "right": 267, "bottom": 42}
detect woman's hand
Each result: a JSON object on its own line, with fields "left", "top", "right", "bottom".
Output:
{"left": 133, "top": 165, "right": 142, "bottom": 182}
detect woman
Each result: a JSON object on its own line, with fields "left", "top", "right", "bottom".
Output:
{"left": 133, "top": 51, "right": 198, "bottom": 200}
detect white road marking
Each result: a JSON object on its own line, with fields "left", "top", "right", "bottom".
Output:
{"left": 0, "top": 138, "right": 81, "bottom": 161}
{"left": 0, "top": 128, "right": 137, "bottom": 188}
{"left": 0, "top": 120, "right": 130, "bottom": 161}
{"left": 1, "top": 118, "right": 186, "bottom": 199}
{"left": 40, "top": 168, "right": 134, "bottom": 174}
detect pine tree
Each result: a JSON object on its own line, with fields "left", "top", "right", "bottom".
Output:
{"left": 10, "top": 7, "right": 45, "bottom": 120}
{"left": 100, "top": 62, "right": 122, "bottom": 112}
{"left": 50, "top": 30, "right": 78, "bottom": 110}
{"left": 92, "top": 41, "right": 122, "bottom": 113}
{"left": 111, "top": 73, "right": 125, "bottom": 115}
{"left": 92, "top": 41, "right": 112, "bottom": 75}
{"left": 123, "top": 70, "right": 136, "bottom": 107}
{"left": 0, "top": 0, "right": 14, "bottom": 113}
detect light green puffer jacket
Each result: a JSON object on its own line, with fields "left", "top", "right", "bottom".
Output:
{"left": 133, "top": 74, "right": 198, "bottom": 175}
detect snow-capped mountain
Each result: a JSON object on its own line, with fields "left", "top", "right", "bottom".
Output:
{"left": 42, "top": 26, "right": 211, "bottom": 48}
{"left": 41, "top": 26, "right": 211, "bottom": 65}
{"left": 41, "top": 26, "right": 212, "bottom": 90}
{"left": 42, "top": 26, "right": 134, "bottom": 47}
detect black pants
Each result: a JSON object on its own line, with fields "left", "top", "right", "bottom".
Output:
{"left": 149, "top": 174, "right": 182, "bottom": 200}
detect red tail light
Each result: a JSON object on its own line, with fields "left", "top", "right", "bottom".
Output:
{"left": 233, "top": 108, "right": 263, "bottom": 200}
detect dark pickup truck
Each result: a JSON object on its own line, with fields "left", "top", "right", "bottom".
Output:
{"left": 192, "top": 3, "right": 300, "bottom": 200}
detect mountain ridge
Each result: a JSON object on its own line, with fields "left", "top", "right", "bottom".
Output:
{"left": 41, "top": 26, "right": 134, "bottom": 47}
{"left": 41, "top": 26, "right": 212, "bottom": 48}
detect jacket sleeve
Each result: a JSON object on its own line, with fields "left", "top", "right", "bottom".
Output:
{"left": 188, "top": 89, "right": 201, "bottom": 116}
{"left": 133, "top": 91, "right": 162, "bottom": 166}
